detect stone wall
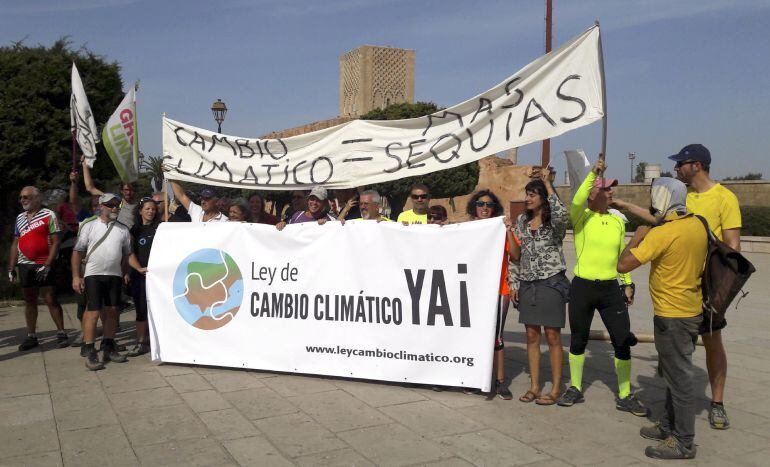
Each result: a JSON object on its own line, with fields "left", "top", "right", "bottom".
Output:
{"left": 417, "top": 158, "right": 770, "bottom": 223}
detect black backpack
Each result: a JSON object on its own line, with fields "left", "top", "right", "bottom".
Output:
{"left": 694, "top": 215, "right": 755, "bottom": 322}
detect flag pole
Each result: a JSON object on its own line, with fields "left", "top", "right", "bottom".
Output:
{"left": 595, "top": 20, "right": 608, "bottom": 168}
{"left": 71, "top": 128, "right": 77, "bottom": 172}
{"left": 162, "top": 112, "right": 169, "bottom": 222}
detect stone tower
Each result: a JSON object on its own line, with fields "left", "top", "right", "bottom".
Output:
{"left": 339, "top": 45, "right": 415, "bottom": 117}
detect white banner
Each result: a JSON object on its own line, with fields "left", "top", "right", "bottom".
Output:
{"left": 70, "top": 63, "right": 100, "bottom": 167}
{"left": 103, "top": 84, "right": 139, "bottom": 182}
{"left": 162, "top": 25, "right": 604, "bottom": 190}
{"left": 147, "top": 219, "right": 505, "bottom": 391}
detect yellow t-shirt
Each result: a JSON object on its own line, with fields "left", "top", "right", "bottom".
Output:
{"left": 686, "top": 183, "right": 741, "bottom": 241}
{"left": 396, "top": 209, "right": 427, "bottom": 224}
{"left": 630, "top": 213, "right": 707, "bottom": 318}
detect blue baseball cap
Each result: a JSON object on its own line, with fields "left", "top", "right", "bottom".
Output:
{"left": 668, "top": 144, "right": 711, "bottom": 166}
{"left": 199, "top": 188, "right": 218, "bottom": 199}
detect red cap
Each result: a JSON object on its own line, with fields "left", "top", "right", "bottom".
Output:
{"left": 593, "top": 177, "right": 618, "bottom": 189}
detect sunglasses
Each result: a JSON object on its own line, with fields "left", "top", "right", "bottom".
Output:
{"left": 428, "top": 215, "right": 445, "bottom": 221}
{"left": 410, "top": 194, "right": 429, "bottom": 200}
{"left": 18, "top": 195, "right": 32, "bottom": 200}
{"left": 103, "top": 203, "right": 120, "bottom": 209}
{"left": 675, "top": 160, "right": 697, "bottom": 169}
{"left": 475, "top": 201, "right": 496, "bottom": 208}
{"left": 140, "top": 196, "right": 158, "bottom": 203}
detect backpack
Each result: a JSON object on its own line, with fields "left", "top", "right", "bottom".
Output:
{"left": 694, "top": 215, "right": 755, "bottom": 321}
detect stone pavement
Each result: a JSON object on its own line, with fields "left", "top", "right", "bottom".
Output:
{"left": 1, "top": 251, "right": 769, "bottom": 466}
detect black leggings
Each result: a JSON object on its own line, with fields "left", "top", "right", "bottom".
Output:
{"left": 568, "top": 276, "right": 632, "bottom": 360}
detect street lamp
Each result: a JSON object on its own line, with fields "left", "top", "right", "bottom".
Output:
{"left": 628, "top": 152, "right": 636, "bottom": 183}
{"left": 211, "top": 99, "right": 227, "bottom": 133}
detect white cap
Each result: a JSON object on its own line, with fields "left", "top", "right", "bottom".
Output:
{"left": 308, "top": 186, "right": 328, "bottom": 200}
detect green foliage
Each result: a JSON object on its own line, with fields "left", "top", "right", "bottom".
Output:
{"left": 361, "top": 101, "right": 480, "bottom": 216}
{"left": 724, "top": 172, "right": 763, "bottom": 181}
{"left": 740, "top": 206, "right": 770, "bottom": 236}
{"left": 634, "top": 162, "right": 647, "bottom": 183}
{"left": 0, "top": 38, "right": 124, "bottom": 195}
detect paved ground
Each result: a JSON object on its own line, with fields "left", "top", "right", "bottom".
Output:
{"left": 1, "top": 250, "right": 768, "bottom": 466}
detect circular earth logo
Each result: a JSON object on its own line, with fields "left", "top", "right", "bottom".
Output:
{"left": 172, "top": 248, "right": 244, "bottom": 330}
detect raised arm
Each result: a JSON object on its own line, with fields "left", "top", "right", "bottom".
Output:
{"left": 69, "top": 170, "right": 80, "bottom": 208}
{"left": 570, "top": 163, "right": 601, "bottom": 225}
{"left": 80, "top": 156, "right": 104, "bottom": 196}
{"left": 611, "top": 199, "right": 656, "bottom": 224}
{"left": 170, "top": 180, "right": 191, "bottom": 210}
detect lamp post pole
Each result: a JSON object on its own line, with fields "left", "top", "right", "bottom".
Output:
{"left": 628, "top": 152, "right": 636, "bottom": 183}
{"left": 211, "top": 99, "right": 227, "bottom": 133}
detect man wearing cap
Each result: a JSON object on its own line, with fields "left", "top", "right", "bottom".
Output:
{"left": 613, "top": 144, "right": 740, "bottom": 430}
{"left": 81, "top": 156, "right": 137, "bottom": 229}
{"left": 276, "top": 186, "right": 336, "bottom": 229}
{"left": 557, "top": 159, "right": 646, "bottom": 417}
{"left": 8, "top": 186, "right": 69, "bottom": 350}
{"left": 170, "top": 181, "right": 229, "bottom": 223}
{"left": 71, "top": 193, "right": 132, "bottom": 370}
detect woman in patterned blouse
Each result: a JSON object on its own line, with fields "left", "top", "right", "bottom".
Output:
{"left": 508, "top": 167, "right": 569, "bottom": 405}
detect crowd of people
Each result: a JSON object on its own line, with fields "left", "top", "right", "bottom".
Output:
{"left": 7, "top": 144, "right": 740, "bottom": 460}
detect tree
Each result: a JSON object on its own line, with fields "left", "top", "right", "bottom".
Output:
{"left": 723, "top": 172, "right": 763, "bottom": 181}
{"left": 634, "top": 162, "right": 647, "bottom": 183}
{"left": 362, "top": 102, "right": 479, "bottom": 217}
{"left": 660, "top": 170, "right": 673, "bottom": 178}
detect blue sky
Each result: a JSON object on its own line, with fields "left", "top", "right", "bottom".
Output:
{"left": 2, "top": 0, "right": 769, "bottom": 182}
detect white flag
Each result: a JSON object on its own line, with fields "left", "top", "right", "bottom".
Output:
{"left": 103, "top": 84, "right": 139, "bottom": 182}
{"left": 563, "top": 149, "right": 591, "bottom": 195}
{"left": 70, "top": 63, "right": 100, "bottom": 167}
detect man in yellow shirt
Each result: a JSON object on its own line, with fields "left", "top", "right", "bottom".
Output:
{"left": 618, "top": 177, "right": 707, "bottom": 460}
{"left": 613, "top": 144, "right": 740, "bottom": 430}
{"left": 397, "top": 183, "right": 430, "bottom": 224}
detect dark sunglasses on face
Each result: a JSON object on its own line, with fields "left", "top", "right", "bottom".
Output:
{"left": 428, "top": 215, "right": 445, "bottom": 221}
{"left": 410, "top": 194, "right": 429, "bottom": 200}
{"left": 103, "top": 203, "right": 120, "bottom": 209}
{"left": 475, "top": 201, "right": 496, "bottom": 208}
{"left": 675, "top": 160, "right": 697, "bottom": 169}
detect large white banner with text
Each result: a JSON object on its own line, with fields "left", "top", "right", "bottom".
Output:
{"left": 146, "top": 219, "right": 506, "bottom": 391}
{"left": 162, "top": 25, "right": 603, "bottom": 190}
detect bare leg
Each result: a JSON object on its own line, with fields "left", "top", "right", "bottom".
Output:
{"left": 525, "top": 325, "right": 542, "bottom": 394}
{"left": 702, "top": 331, "right": 727, "bottom": 403}
{"left": 545, "top": 327, "right": 563, "bottom": 398}
{"left": 40, "top": 287, "right": 65, "bottom": 331}
{"left": 102, "top": 306, "right": 119, "bottom": 339}
{"left": 22, "top": 288, "right": 39, "bottom": 334}
{"left": 136, "top": 321, "right": 149, "bottom": 343}
{"left": 82, "top": 310, "right": 100, "bottom": 343}
{"left": 494, "top": 348, "right": 505, "bottom": 381}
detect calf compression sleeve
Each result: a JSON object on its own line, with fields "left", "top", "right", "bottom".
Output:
{"left": 615, "top": 357, "right": 631, "bottom": 399}
{"left": 569, "top": 352, "right": 585, "bottom": 391}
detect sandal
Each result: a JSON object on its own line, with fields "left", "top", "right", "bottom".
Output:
{"left": 519, "top": 390, "right": 540, "bottom": 403}
{"left": 535, "top": 394, "right": 558, "bottom": 406}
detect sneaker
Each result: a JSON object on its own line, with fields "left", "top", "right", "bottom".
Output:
{"left": 616, "top": 393, "right": 648, "bottom": 417}
{"left": 645, "top": 436, "right": 696, "bottom": 460}
{"left": 126, "top": 342, "right": 150, "bottom": 357}
{"left": 709, "top": 402, "right": 730, "bottom": 430}
{"left": 56, "top": 332, "right": 69, "bottom": 348}
{"left": 103, "top": 348, "right": 128, "bottom": 363}
{"left": 640, "top": 422, "right": 669, "bottom": 441}
{"left": 85, "top": 350, "right": 105, "bottom": 371}
{"left": 80, "top": 345, "right": 89, "bottom": 357}
{"left": 70, "top": 332, "right": 84, "bottom": 347}
{"left": 495, "top": 380, "right": 513, "bottom": 400}
{"left": 557, "top": 386, "right": 584, "bottom": 407}
{"left": 18, "top": 336, "right": 39, "bottom": 351}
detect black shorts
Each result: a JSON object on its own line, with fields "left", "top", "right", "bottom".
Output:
{"left": 129, "top": 273, "right": 148, "bottom": 322}
{"left": 699, "top": 311, "right": 727, "bottom": 335}
{"left": 18, "top": 264, "right": 54, "bottom": 288}
{"left": 84, "top": 275, "right": 122, "bottom": 311}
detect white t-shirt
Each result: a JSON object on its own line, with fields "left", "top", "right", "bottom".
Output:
{"left": 187, "top": 201, "right": 228, "bottom": 223}
{"left": 74, "top": 218, "right": 131, "bottom": 277}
